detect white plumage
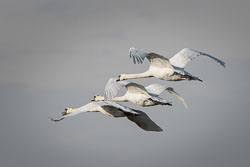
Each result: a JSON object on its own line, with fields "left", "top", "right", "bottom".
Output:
{"left": 169, "top": 48, "right": 225, "bottom": 68}
{"left": 117, "top": 47, "right": 225, "bottom": 82}
{"left": 49, "top": 101, "right": 163, "bottom": 132}
{"left": 49, "top": 47, "right": 225, "bottom": 132}
{"left": 93, "top": 78, "right": 187, "bottom": 108}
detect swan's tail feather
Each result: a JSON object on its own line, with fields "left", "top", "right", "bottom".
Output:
{"left": 161, "top": 102, "right": 172, "bottom": 106}
{"left": 181, "top": 73, "right": 203, "bottom": 82}
{"left": 182, "top": 74, "right": 202, "bottom": 81}
{"left": 166, "top": 102, "right": 172, "bottom": 106}
{"left": 172, "top": 72, "right": 202, "bottom": 81}
{"left": 190, "top": 75, "right": 203, "bottom": 82}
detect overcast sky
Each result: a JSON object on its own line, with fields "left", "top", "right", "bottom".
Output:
{"left": 0, "top": 0, "right": 250, "bottom": 167}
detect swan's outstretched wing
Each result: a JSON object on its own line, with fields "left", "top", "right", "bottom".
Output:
{"left": 129, "top": 47, "right": 174, "bottom": 68}
{"left": 166, "top": 87, "right": 188, "bottom": 109}
{"left": 101, "top": 101, "right": 139, "bottom": 115}
{"left": 169, "top": 48, "right": 226, "bottom": 69}
{"left": 145, "top": 83, "right": 167, "bottom": 95}
{"left": 105, "top": 78, "right": 129, "bottom": 99}
{"left": 146, "top": 84, "right": 187, "bottom": 108}
{"left": 125, "top": 83, "right": 149, "bottom": 96}
{"left": 126, "top": 110, "right": 163, "bottom": 132}
{"left": 105, "top": 78, "right": 150, "bottom": 98}
{"left": 129, "top": 47, "right": 149, "bottom": 64}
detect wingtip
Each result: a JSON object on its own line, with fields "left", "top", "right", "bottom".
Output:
{"left": 144, "top": 127, "right": 163, "bottom": 132}
{"left": 158, "top": 128, "right": 164, "bottom": 132}
{"left": 129, "top": 47, "right": 136, "bottom": 51}
{"left": 155, "top": 129, "right": 163, "bottom": 132}
{"left": 200, "top": 50, "right": 226, "bottom": 68}
{"left": 222, "top": 62, "right": 226, "bottom": 68}
{"left": 48, "top": 116, "right": 55, "bottom": 122}
{"left": 48, "top": 116, "right": 64, "bottom": 122}
{"left": 184, "top": 103, "right": 188, "bottom": 110}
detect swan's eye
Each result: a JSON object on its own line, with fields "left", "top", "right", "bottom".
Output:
{"left": 65, "top": 108, "right": 68, "bottom": 111}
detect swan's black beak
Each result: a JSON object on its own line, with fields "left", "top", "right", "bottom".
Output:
{"left": 62, "top": 110, "right": 67, "bottom": 115}
{"left": 91, "top": 96, "right": 96, "bottom": 101}
{"left": 116, "top": 75, "right": 121, "bottom": 82}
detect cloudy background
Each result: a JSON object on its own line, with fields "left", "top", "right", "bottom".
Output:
{"left": 0, "top": 0, "right": 250, "bottom": 167}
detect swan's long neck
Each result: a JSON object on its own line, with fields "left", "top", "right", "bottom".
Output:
{"left": 71, "top": 107, "right": 87, "bottom": 113}
{"left": 98, "top": 95, "right": 128, "bottom": 102}
{"left": 123, "top": 71, "right": 152, "bottom": 80}
{"left": 66, "top": 108, "right": 81, "bottom": 115}
{"left": 111, "top": 96, "right": 128, "bottom": 102}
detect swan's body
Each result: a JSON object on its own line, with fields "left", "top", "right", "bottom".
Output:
{"left": 92, "top": 78, "right": 187, "bottom": 108}
{"left": 49, "top": 101, "right": 163, "bottom": 132}
{"left": 117, "top": 47, "right": 225, "bottom": 82}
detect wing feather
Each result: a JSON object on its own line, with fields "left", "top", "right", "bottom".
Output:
{"left": 125, "top": 83, "right": 149, "bottom": 95}
{"left": 145, "top": 83, "right": 167, "bottom": 95}
{"left": 129, "top": 47, "right": 148, "bottom": 64}
{"left": 166, "top": 87, "right": 188, "bottom": 109}
{"left": 100, "top": 101, "right": 138, "bottom": 115}
{"left": 146, "top": 84, "right": 188, "bottom": 109}
{"left": 169, "top": 48, "right": 226, "bottom": 69}
{"left": 105, "top": 78, "right": 129, "bottom": 99}
{"left": 127, "top": 110, "right": 163, "bottom": 132}
{"left": 129, "top": 47, "right": 173, "bottom": 68}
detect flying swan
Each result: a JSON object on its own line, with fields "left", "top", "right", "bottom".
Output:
{"left": 92, "top": 78, "right": 187, "bottom": 108}
{"left": 49, "top": 101, "right": 163, "bottom": 132}
{"left": 117, "top": 47, "right": 225, "bottom": 82}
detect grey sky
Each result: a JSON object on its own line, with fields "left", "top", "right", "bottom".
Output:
{"left": 0, "top": 0, "right": 250, "bottom": 167}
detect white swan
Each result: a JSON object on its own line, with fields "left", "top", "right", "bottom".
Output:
{"left": 92, "top": 78, "right": 187, "bottom": 108}
{"left": 117, "top": 47, "right": 225, "bottom": 82}
{"left": 49, "top": 101, "right": 163, "bottom": 132}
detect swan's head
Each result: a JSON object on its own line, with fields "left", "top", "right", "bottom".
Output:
{"left": 62, "top": 107, "right": 73, "bottom": 115}
{"left": 116, "top": 74, "right": 127, "bottom": 81}
{"left": 91, "top": 95, "right": 104, "bottom": 101}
